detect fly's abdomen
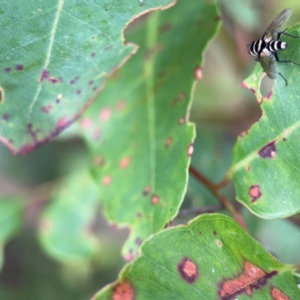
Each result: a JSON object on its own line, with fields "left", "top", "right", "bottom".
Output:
{"left": 267, "top": 40, "right": 287, "bottom": 52}
{"left": 249, "top": 39, "right": 266, "bottom": 56}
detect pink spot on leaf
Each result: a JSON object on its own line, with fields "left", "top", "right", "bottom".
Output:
{"left": 102, "top": 175, "right": 112, "bottom": 186}
{"left": 80, "top": 118, "right": 92, "bottom": 129}
{"left": 99, "top": 107, "right": 111, "bottom": 122}
{"left": 119, "top": 157, "right": 131, "bottom": 169}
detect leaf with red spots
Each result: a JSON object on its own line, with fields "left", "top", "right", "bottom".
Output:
{"left": 93, "top": 214, "right": 300, "bottom": 299}
{"left": 80, "top": 0, "right": 220, "bottom": 260}
{"left": 230, "top": 23, "right": 300, "bottom": 218}
{"left": 38, "top": 172, "right": 100, "bottom": 263}
{"left": 0, "top": 197, "right": 23, "bottom": 270}
{"left": 0, "top": 0, "right": 175, "bottom": 154}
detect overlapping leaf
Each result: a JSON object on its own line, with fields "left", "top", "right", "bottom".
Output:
{"left": 80, "top": 0, "right": 220, "bottom": 259}
{"left": 0, "top": 0, "right": 174, "bottom": 154}
{"left": 230, "top": 24, "right": 300, "bottom": 218}
{"left": 0, "top": 197, "right": 23, "bottom": 270}
{"left": 38, "top": 171, "right": 100, "bottom": 263}
{"left": 93, "top": 214, "right": 300, "bottom": 299}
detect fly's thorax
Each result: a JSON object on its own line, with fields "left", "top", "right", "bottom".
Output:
{"left": 260, "top": 48, "right": 272, "bottom": 58}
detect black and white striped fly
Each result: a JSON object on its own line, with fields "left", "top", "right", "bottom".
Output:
{"left": 248, "top": 8, "right": 300, "bottom": 86}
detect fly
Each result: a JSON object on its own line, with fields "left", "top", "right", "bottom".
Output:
{"left": 248, "top": 8, "right": 300, "bottom": 86}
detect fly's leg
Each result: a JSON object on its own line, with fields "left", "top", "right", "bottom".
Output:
{"left": 278, "top": 72, "right": 288, "bottom": 86}
{"left": 274, "top": 52, "right": 300, "bottom": 67}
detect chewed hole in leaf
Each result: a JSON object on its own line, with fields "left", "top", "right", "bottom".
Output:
{"left": 259, "top": 75, "right": 274, "bottom": 97}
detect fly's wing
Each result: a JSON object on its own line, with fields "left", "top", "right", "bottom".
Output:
{"left": 264, "top": 8, "right": 291, "bottom": 41}
{"left": 260, "top": 55, "right": 278, "bottom": 79}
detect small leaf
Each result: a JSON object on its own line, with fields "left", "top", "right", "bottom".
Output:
{"left": 38, "top": 171, "right": 100, "bottom": 263}
{"left": 230, "top": 24, "right": 300, "bottom": 218}
{"left": 93, "top": 214, "right": 300, "bottom": 299}
{"left": 80, "top": 0, "right": 220, "bottom": 259}
{"left": 0, "top": 197, "right": 23, "bottom": 270}
{"left": 0, "top": 0, "right": 174, "bottom": 154}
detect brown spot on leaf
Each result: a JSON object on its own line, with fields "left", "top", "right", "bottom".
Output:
{"left": 41, "top": 105, "right": 53, "bottom": 114}
{"left": 216, "top": 239, "right": 222, "bottom": 248}
{"left": 4, "top": 67, "right": 11, "bottom": 72}
{"left": 258, "top": 141, "right": 276, "bottom": 158}
{"left": 99, "top": 107, "right": 111, "bottom": 122}
{"left": 187, "top": 144, "right": 194, "bottom": 157}
{"left": 92, "top": 129, "right": 101, "bottom": 140}
{"left": 116, "top": 100, "right": 126, "bottom": 111}
{"left": 178, "top": 117, "right": 185, "bottom": 125}
{"left": 213, "top": 231, "right": 217, "bottom": 235}
{"left": 93, "top": 156, "right": 105, "bottom": 167}
{"left": 159, "top": 23, "right": 172, "bottom": 34}
{"left": 165, "top": 137, "right": 173, "bottom": 148}
{"left": 194, "top": 67, "right": 202, "bottom": 80}
{"left": 91, "top": 52, "right": 95, "bottom": 57}
{"left": 2, "top": 114, "right": 9, "bottom": 121}
{"left": 143, "top": 185, "right": 151, "bottom": 196}
{"left": 246, "top": 165, "right": 251, "bottom": 172}
{"left": 177, "top": 257, "right": 198, "bottom": 284}
{"left": 219, "top": 261, "right": 277, "bottom": 299}
{"left": 249, "top": 185, "right": 262, "bottom": 203}
{"left": 102, "top": 175, "right": 112, "bottom": 186}
{"left": 270, "top": 286, "right": 290, "bottom": 300}
{"left": 151, "top": 194, "right": 159, "bottom": 205}
{"left": 119, "top": 157, "right": 131, "bottom": 169}
{"left": 0, "top": 88, "right": 4, "bottom": 103}
{"left": 135, "top": 237, "right": 142, "bottom": 246}
{"left": 112, "top": 280, "right": 134, "bottom": 300}
{"left": 15, "top": 64, "right": 23, "bottom": 71}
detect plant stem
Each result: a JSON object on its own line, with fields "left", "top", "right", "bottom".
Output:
{"left": 189, "top": 165, "right": 248, "bottom": 230}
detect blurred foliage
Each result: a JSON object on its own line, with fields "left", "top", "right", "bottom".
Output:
{"left": 1, "top": 0, "right": 300, "bottom": 298}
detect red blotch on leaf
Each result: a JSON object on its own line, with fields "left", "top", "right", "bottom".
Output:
{"left": 177, "top": 257, "right": 199, "bottom": 284}
{"left": 112, "top": 280, "right": 135, "bottom": 300}
{"left": 258, "top": 141, "right": 276, "bottom": 158}
{"left": 270, "top": 286, "right": 290, "bottom": 300}
{"left": 219, "top": 261, "right": 277, "bottom": 299}
{"left": 249, "top": 185, "right": 262, "bottom": 203}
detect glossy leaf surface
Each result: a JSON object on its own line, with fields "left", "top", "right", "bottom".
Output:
{"left": 94, "top": 214, "right": 300, "bottom": 300}
{"left": 80, "top": 0, "right": 220, "bottom": 259}
{"left": 0, "top": 0, "right": 174, "bottom": 154}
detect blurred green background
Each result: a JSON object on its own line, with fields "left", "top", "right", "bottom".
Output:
{"left": 1, "top": 0, "right": 300, "bottom": 298}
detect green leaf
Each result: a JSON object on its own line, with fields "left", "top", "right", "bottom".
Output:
{"left": 80, "top": 0, "right": 220, "bottom": 259}
{"left": 0, "top": 197, "right": 23, "bottom": 270}
{"left": 230, "top": 24, "right": 300, "bottom": 218}
{"left": 0, "top": 0, "right": 174, "bottom": 154}
{"left": 38, "top": 171, "right": 100, "bottom": 263}
{"left": 93, "top": 214, "right": 300, "bottom": 299}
